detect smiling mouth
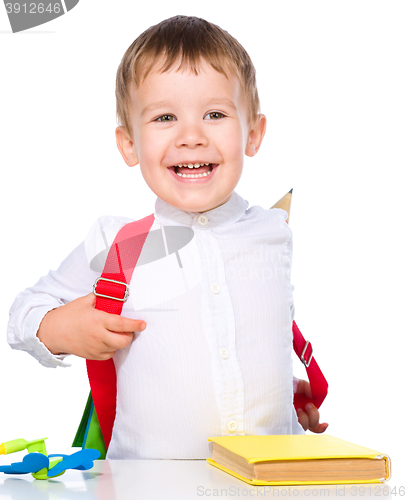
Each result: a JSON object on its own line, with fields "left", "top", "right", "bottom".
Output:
{"left": 172, "top": 163, "right": 215, "bottom": 178}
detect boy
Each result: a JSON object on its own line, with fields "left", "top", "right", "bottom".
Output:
{"left": 7, "top": 16, "right": 327, "bottom": 459}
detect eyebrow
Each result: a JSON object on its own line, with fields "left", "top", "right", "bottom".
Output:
{"left": 140, "top": 100, "right": 172, "bottom": 118}
{"left": 206, "top": 98, "right": 237, "bottom": 110}
{"left": 140, "top": 97, "right": 237, "bottom": 117}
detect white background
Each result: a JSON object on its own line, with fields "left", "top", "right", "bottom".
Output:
{"left": 0, "top": 0, "right": 405, "bottom": 487}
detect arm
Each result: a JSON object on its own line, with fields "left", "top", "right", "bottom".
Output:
{"left": 7, "top": 240, "right": 93, "bottom": 367}
{"left": 7, "top": 218, "right": 146, "bottom": 366}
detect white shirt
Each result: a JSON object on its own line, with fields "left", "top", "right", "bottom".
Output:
{"left": 7, "top": 191, "right": 304, "bottom": 459}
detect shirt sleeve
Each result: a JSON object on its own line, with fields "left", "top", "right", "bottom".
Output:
{"left": 7, "top": 241, "right": 98, "bottom": 367}
{"left": 7, "top": 215, "right": 132, "bottom": 368}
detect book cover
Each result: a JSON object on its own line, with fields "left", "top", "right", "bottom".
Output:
{"left": 207, "top": 435, "right": 391, "bottom": 486}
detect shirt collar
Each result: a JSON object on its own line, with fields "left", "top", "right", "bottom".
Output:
{"left": 154, "top": 191, "right": 249, "bottom": 229}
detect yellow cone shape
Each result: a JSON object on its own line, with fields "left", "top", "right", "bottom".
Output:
{"left": 270, "top": 189, "right": 292, "bottom": 223}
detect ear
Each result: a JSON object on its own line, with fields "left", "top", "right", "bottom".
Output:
{"left": 115, "top": 126, "right": 139, "bottom": 167}
{"left": 245, "top": 114, "right": 267, "bottom": 157}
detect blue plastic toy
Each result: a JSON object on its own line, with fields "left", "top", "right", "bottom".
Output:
{"left": 0, "top": 437, "right": 100, "bottom": 480}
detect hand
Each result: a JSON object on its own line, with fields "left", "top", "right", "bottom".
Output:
{"left": 295, "top": 379, "right": 329, "bottom": 433}
{"left": 37, "top": 292, "right": 147, "bottom": 360}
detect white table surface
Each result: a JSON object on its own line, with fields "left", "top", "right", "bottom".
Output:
{"left": 0, "top": 459, "right": 396, "bottom": 500}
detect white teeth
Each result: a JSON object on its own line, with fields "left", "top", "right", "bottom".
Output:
{"left": 173, "top": 163, "right": 214, "bottom": 179}
{"left": 175, "top": 163, "right": 208, "bottom": 169}
{"left": 175, "top": 165, "right": 214, "bottom": 178}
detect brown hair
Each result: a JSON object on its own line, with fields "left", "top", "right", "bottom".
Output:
{"left": 116, "top": 15, "right": 260, "bottom": 135}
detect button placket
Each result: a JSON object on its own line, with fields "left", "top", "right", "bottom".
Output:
{"left": 194, "top": 230, "right": 245, "bottom": 436}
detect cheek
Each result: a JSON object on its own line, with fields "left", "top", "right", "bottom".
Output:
{"left": 222, "top": 126, "right": 246, "bottom": 161}
{"left": 138, "top": 128, "right": 167, "bottom": 165}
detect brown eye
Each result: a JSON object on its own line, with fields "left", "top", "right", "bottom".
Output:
{"left": 205, "top": 112, "right": 225, "bottom": 120}
{"left": 156, "top": 115, "right": 175, "bottom": 122}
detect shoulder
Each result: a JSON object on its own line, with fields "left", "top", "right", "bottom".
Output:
{"left": 83, "top": 215, "right": 136, "bottom": 273}
{"left": 240, "top": 204, "right": 292, "bottom": 242}
{"left": 246, "top": 205, "right": 289, "bottom": 224}
{"left": 85, "top": 214, "right": 135, "bottom": 244}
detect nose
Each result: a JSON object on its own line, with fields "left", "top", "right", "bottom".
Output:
{"left": 175, "top": 120, "right": 209, "bottom": 149}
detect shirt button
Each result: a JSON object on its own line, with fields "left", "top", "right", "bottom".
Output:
{"left": 219, "top": 348, "right": 229, "bottom": 359}
{"left": 197, "top": 214, "right": 208, "bottom": 226}
{"left": 211, "top": 283, "right": 220, "bottom": 294}
{"left": 227, "top": 420, "right": 238, "bottom": 432}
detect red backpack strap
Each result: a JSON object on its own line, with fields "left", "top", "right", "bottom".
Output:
{"left": 86, "top": 214, "right": 155, "bottom": 450}
{"left": 292, "top": 320, "right": 328, "bottom": 409}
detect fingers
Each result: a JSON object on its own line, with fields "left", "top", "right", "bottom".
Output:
{"left": 85, "top": 331, "right": 134, "bottom": 360}
{"left": 310, "top": 422, "right": 329, "bottom": 433}
{"left": 304, "top": 403, "right": 320, "bottom": 429}
{"left": 86, "top": 295, "right": 147, "bottom": 357}
{"left": 296, "top": 408, "right": 309, "bottom": 431}
{"left": 101, "top": 311, "right": 146, "bottom": 334}
{"left": 100, "top": 316, "right": 146, "bottom": 353}
{"left": 297, "top": 403, "right": 329, "bottom": 433}
{"left": 105, "top": 331, "right": 135, "bottom": 350}
{"left": 83, "top": 291, "right": 146, "bottom": 333}
{"left": 296, "top": 379, "right": 313, "bottom": 399}
{"left": 101, "top": 314, "right": 147, "bottom": 354}
{"left": 85, "top": 291, "right": 97, "bottom": 307}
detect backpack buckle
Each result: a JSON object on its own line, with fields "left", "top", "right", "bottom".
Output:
{"left": 93, "top": 277, "right": 130, "bottom": 302}
{"left": 300, "top": 341, "right": 313, "bottom": 368}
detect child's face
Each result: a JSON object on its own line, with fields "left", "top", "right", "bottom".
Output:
{"left": 116, "top": 59, "right": 266, "bottom": 213}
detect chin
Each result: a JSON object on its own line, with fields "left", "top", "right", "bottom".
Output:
{"left": 181, "top": 197, "right": 231, "bottom": 213}
{"left": 180, "top": 204, "right": 207, "bottom": 213}
{"left": 166, "top": 197, "right": 211, "bottom": 213}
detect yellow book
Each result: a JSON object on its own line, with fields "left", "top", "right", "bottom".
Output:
{"left": 207, "top": 435, "right": 391, "bottom": 486}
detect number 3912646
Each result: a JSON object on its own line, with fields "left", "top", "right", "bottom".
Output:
{"left": 5, "top": 3, "right": 61, "bottom": 14}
